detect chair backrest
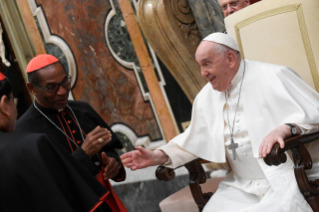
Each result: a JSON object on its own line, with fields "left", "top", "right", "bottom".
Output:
{"left": 225, "top": 2, "right": 319, "bottom": 211}
{"left": 225, "top": 0, "right": 319, "bottom": 92}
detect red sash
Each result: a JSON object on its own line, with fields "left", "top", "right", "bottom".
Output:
{"left": 92, "top": 170, "right": 128, "bottom": 212}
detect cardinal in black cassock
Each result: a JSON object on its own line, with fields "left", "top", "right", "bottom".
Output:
{"left": 0, "top": 72, "right": 113, "bottom": 211}
{"left": 15, "top": 54, "right": 127, "bottom": 211}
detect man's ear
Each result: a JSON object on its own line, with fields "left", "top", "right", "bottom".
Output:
{"left": 0, "top": 95, "right": 10, "bottom": 117}
{"left": 227, "top": 51, "right": 237, "bottom": 69}
{"left": 26, "top": 82, "right": 38, "bottom": 96}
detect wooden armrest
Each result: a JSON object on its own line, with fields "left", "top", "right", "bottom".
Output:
{"left": 156, "top": 165, "right": 175, "bottom": 181}
{"left": 264, "top": 132, "right": 319, "bottom": 211}
{"left": 264, "top": 132, "right": 319, "bottom": 166}
{"left": 155, "top": 159, "right": 212, "bottom": 212}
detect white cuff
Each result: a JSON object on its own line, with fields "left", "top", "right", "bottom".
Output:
{"left": 295, "top": 123, "right": 319, "bottom": 135}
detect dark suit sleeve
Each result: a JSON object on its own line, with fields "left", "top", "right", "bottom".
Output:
{"left": 84, "top": 103, "right": 126, "bottom": 181}
{"left": 72, "top": 147, "right": 100, "bottom": 176}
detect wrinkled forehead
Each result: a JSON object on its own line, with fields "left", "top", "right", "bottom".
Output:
{"left": 195, "top": 41, "right": 218, "bottom": 59}
{"left": 218, "top": 0, "right": 231, "bottom": 6}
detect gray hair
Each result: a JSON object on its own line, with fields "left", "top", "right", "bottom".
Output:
{"left": 214, "top": 43, "right": 241, "bottom": 60}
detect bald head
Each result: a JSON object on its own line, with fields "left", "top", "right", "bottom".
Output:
{"left": 218, "top": 0, "right": 250, "bottom": 17}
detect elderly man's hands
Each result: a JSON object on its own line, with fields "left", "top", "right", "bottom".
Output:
{"left": 82, "top": 126, "right": 112, "bottom": 157}
{"left": 101, "top": 152, "right": 120, "bottom": 180}
{"left": 120, "top": 146, "right": 168, "bottom": 171}
{"left": 259, "top": 124, "right": 301, "bottom": 158}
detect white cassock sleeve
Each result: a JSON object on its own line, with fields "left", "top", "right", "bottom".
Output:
{"left": 158, "top": 142, "right": 198, "bottom": 169}
{"left": 296, "top": 123, "right": 319, "bottom": 134}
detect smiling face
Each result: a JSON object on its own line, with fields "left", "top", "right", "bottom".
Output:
{"left": 27, "top": 62, "right": 70, "bottom": 110}
{"left": 195, "top": 41, "right": 239, "bottom": 92}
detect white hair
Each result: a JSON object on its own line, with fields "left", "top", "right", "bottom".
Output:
{"left": 213, "top": 43, "right": 241, "bottom": 60}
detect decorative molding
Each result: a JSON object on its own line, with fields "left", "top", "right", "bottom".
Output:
{"left": 111, "top": 123, "right": 166, "bottom": 150}
{"left": 27, "top": 0, "right": 77, "bottom": 100}
{"left": 137, "top": 0, "right": 207, "bottom": 103}
{"left": 105, "top": 0, "right": 180, "bottom": 145}
{"left": 0, "top": 0, "right": 36, "bottom": 85}
{"left": 171, "top": 0, "right": 202, "bottom": 40}
{"left": 111, "top": 123, "right": 151, "bottom": 148}
{"left": 0, "top": 23, "right": 10, "bottom": 67}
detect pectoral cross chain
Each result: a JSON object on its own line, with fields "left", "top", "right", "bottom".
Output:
{"left": 227, "top": 138, "right": 238, "bottom": 160}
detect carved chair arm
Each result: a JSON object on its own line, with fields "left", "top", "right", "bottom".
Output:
{"left": 155, "top": 159, "right": 213, "bottom": 212}
{"left": 264, "top": 131, "right": 319, "bottom": 166}
{"left": 264, "top": 131, "right": 319, "bottom": 212}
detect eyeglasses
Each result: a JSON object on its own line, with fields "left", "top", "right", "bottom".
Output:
{"left": 35, "top": 76, "right": 71, "bottom": 94}
{"left": 221, "top": 0, "right": 241, "bottom": 10}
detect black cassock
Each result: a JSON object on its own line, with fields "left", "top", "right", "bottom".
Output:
{"left": 0, "top": 132, "right": 112, "bottom": 211}
{"left": 15, "top": 100, "right": 127, "bottom": 211}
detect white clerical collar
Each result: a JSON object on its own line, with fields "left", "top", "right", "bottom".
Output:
{"left": 230, "top": 60, "right": 244, "bottom": 86}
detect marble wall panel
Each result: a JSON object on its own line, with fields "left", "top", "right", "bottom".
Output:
{"left": 35, "top": 0, "right": 162, "bottom": 140}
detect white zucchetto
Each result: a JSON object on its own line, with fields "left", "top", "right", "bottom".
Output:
{"left": 203, "top": 32, "right": 240, "bottom": 52}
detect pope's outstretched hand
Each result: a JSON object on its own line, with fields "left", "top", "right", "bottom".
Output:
{"left": 120, "top": 146, "right": 168, "bottom": 171}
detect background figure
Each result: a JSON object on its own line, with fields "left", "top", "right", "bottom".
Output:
{"left": 218, "top": 0, "right": 250, "bottom": 17}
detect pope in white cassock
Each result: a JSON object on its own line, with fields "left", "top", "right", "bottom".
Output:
{"left": 121, "top": 33, "right": 319, "bottom": 212}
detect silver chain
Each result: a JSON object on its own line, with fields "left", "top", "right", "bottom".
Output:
{"left": 225, "top": 61, "right": 246, "bottom": 143}
{"left": 33, "top": 101, "right": 85, "bottom": 147}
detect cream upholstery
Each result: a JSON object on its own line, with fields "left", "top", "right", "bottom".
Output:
{"left": 225, "top": 0, "right": 319, "bottom": 92}
{"left": 159, "top": 177, "right": 225, "bottom": 212}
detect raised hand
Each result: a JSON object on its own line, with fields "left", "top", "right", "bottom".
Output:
{"left": 120, "top": 146, "right": 168, "bottom": 171}
{"left": 81, "top": 126, "right": 112, "bottom": 157}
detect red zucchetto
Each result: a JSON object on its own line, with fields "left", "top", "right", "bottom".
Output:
{"left": 26, "top": 54, "right": 59, "bottom": 73}
{"left": 0, "top": 72, "right": 6, "bottom": 81}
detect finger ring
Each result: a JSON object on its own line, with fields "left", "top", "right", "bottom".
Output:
{"left": 98, "top": 138, "right": 104, "bottom": 143}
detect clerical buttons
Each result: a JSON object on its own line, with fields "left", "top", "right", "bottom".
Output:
{"left": 67, "top": 120, "right": 72, "bottom": 124}
{"left": 72, "top": 130, "right": 77, "bottom": 134}
{"left": 76, "top": 140, "right": 81, "bottom": 144}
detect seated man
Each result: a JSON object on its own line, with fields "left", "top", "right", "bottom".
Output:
{"left": 121, "top": 33, "right": 319, "bottom": 212}
{"left": 15, "top": 54, "right": 127, "bottom": 212}
{"left": 0, "top": 73, "right": 112, "bottom": 211}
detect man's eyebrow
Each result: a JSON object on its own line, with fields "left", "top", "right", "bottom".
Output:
{"left": 201, "top": 58, "right": 210, "bottom": 62}
{"left": 44, "top": 76, "right": 68, "bottom": 86}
